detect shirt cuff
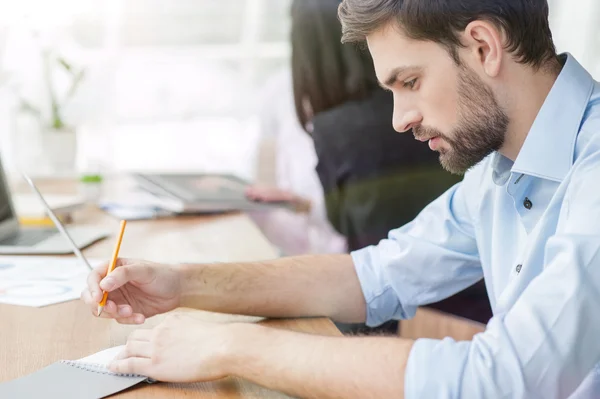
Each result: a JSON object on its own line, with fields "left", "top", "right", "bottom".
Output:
{"left": 405, "top": 338, "right": 470, "bottom": 399}
{"left": 350, "top": 246, "right": 407, "bottom": 327}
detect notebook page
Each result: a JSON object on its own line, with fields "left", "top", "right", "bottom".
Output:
{"left": 76, "top": 345, "right": 125, "bottom": 366}
{"left": 61, "top": 345, "right": 151, "bottom": 380}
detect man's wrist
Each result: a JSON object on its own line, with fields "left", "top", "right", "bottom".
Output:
{"left": 222, "top": 323, "right": 266, "bottom": 378}
{"left": 173, "top": 262, "right": 200, "bottom": 308}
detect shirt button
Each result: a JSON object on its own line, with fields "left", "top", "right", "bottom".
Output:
{"left": 516, "top": 264, "right": 522, "bottom": 273}
{"left": 523, "top": 197, "right": 532, "bottom": 210}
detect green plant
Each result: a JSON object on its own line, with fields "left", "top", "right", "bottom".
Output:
{"left": 79, "top": 174, "right": 103, "bottom": 183}
{"left": 18, "top": 50, "right": 86, "bottom": 130}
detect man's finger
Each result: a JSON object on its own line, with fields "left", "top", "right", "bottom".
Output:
{"left": 108, "top": 357, "right": 152, "bottom": 376}
{"left": 81, "top": 289, "right": 93, "bottom": 305}
{"left": 82, "top": 289, "right": 103, "bottom": 309}
{"left": 117, "top": 304, "right": 133, "bottom": 318}
{"left": 86, "top": 264, "right": 108, "bottom": 301}
{"left": 115, "top": 340, "right": 152, "bottom": 360}
{"left": 91, "top": 300, "right": 119, "bottom": 318}
{"left": 115, "top": 313, "right": 146, "bottom": 325}
{"left": 99, "top": 265, "right": 155, "bottom": 292}
{"left": 129, "top": 328, "right": 152, "bottom": 341}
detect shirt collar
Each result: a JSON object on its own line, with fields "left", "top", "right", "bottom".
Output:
{"left": 491, "top": 53, "right": 595, "bottom": 186}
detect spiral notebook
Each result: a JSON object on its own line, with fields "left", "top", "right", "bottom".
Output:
{"left": 0, "top": 345, "right": 155, "bottom": 399}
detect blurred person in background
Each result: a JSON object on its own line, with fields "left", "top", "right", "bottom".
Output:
{"left": 245, "top": 68, "right": 348, "bottom": 257}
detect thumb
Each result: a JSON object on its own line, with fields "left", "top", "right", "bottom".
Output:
{"left": 100, "top": 265, "right": 155, "bottom": 291}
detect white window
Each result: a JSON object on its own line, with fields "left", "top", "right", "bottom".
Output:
{"left": 549, "top": 0, "right": 600, "bottom": 77}
{"left": 1, "top": 0, "right": 293, "bottom": 178}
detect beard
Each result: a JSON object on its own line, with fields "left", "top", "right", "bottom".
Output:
{"left": 413, "top": 65, "right": 509, "bottom": 175}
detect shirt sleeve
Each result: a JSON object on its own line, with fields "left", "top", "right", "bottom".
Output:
{"left": 404, "top": 149, "right": 600, "bottom": 399}
{"left": 350, "top": 162, "right": 486, "bottom": 327}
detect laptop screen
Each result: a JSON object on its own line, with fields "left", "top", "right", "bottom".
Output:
{"left": 0, "top": 180, "right": 13, "bottom": 223}
{"left": 0, "top": 160, "right": 16, "bottom": 225}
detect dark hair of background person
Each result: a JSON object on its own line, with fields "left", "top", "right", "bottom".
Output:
{"left": 291, "top": 0, "right": 380, "bottom": 130}
{"left": 338, "top": 0, "right": 560, "bottom": 72}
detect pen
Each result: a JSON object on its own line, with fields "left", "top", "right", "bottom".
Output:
{"left": 21, "top": 172, "right": 94, "bottom": 271}
{"left": 97, "top": 220, "right": 127, "bottom": 316}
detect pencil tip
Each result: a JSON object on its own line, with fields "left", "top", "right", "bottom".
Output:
{"left": 97, "top": 306, "right": 103, "bottom": 317}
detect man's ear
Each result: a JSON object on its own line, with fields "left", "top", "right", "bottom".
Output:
{"left": 460, "top": 20, "right": 504, "bottom": 77}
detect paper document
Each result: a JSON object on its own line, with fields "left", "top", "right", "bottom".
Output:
{"left": 98, "top": 189, "right": 177, "bottom": 220}
{"left": 0, "top": 256, "right": 103, "bottom": 307}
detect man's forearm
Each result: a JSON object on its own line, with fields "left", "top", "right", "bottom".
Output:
{"left": 225, "top": 323, "right": 413, "bottom": 399}
{"left": 178, "top": 254, "right": 367, "bottom": 322}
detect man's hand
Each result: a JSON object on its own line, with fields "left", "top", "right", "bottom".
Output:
{"left": 108, "top": 313, "right": 234, "bottom": 382}
{"left": 81, "top": 258, "right": 182, "bottom": 324}
{"left": 109, "top": 312, "right": 412, "bottom": 399}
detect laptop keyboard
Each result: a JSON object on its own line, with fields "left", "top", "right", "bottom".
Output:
{"left": 0, "top": 229, "right": 56, "bottom": 246}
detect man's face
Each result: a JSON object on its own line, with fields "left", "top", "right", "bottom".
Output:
{"left": 367, "top": 23, "right": 509, "bottom": 174}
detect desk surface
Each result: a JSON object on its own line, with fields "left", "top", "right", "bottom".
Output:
{"left": 0, "top": 178, "right": 341, "bottom": 398}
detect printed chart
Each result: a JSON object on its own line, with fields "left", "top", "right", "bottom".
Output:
{"left": 0, "top": 256, "right": 103, "bottom": 307}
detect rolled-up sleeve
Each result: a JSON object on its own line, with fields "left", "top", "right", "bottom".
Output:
{"left": 403, "top": 153, "right": 600, "bottom": 399}
{"left": 351, "top": 165, "right": 485, "bottom": 327}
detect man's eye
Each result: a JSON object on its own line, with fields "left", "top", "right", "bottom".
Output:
{"left": 403, "top": 78, "right": 417, "bottom": 89}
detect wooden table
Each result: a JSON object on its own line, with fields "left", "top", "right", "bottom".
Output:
{"left": 399, "top": 307, "right": 485, "bottom": 341}
{"left": 0, "top": 178, "right": 341, "bottom": 398}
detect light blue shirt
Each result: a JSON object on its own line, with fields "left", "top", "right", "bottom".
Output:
{"left": 351, "top": 53, "right": 600, "bottom": 399}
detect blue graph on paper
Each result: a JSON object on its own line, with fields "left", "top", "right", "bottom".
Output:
{"left": 0, "top": 256, "right": 103, "bottom": 307}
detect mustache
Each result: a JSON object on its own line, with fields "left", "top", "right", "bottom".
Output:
{"left": 413, "top": 125, "right": 445, "bottom": 141}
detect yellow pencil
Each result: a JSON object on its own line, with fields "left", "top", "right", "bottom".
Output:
{"left": 97, "top": 220, "right": 127, "bottom": 316}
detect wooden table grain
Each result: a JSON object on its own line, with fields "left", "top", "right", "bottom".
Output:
{"left": 0, "top": 178, "right": 341, "bottom": 398}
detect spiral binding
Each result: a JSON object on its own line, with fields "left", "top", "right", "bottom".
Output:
{"left": 59, "top": 360, "right": 146, "bottom": 379}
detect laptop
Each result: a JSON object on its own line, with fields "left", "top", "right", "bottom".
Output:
{"left": 0, "top": 159, "right": 109, "bottom": 255}
{"left": 132, "top": 172, "right": 293, "bottom": 213}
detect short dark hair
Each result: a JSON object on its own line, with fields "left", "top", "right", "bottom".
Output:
{"left": 291, "top": 0, "right": 379, "bottom": 130}
{"left": 338, "top": 0, "right": 559, "bottom": 70}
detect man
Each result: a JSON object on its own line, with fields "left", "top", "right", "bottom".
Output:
{"left": 82, "top": 0, "right": 600, "bottom": 397}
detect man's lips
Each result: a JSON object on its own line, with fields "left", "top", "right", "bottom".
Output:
{"left": 414, "top": 135, "right": 439, "bottom": 142}
{"left": 428, "top": 136, "right": 441, "bottom": 150}
{"left": 414, "top": 134, "right": 442, "bottom": 150}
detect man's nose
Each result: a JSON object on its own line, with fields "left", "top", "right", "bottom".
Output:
{"left": 393, "top": 110, "right": 422, "bottom": 133}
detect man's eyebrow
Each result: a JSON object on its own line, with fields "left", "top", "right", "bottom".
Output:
{"left": 380, "top": 66, "right": 423, "bottom": 89}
